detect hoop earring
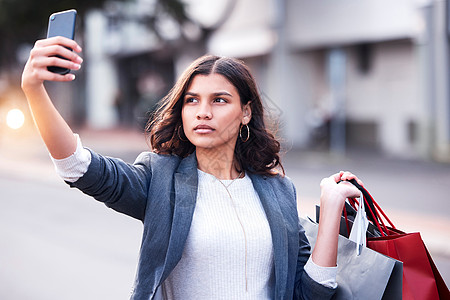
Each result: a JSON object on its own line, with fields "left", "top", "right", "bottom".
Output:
{"left": 177, "top": 125, "right": 188, "bottom": 142}
{"left": 240, "top": 124, "right": 250, "bottom": 143}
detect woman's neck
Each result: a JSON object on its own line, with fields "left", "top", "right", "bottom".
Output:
{"left": 196, "top": 147, "right": 241, "bottom": 180}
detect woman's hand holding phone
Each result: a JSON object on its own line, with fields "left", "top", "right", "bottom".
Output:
{"left": 21, "top": 37, "right": 83, "bottom": 92}
{"left": 21, "top": 36, "right": 81, "bottom": 159}
{"left": 21, "top": 11, "right": 83, "bottom": 160}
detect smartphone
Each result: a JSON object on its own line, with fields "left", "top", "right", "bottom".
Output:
{"left": 46, "top": 9, "right": 77, "bottom": 75}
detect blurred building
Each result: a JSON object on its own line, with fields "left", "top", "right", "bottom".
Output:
{"left": 84, "top": 0, "right": 450, "bottom": 161}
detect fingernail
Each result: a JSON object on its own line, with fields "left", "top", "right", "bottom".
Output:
{"left": 69, "top": 74, "right": 76, "bottom": 80}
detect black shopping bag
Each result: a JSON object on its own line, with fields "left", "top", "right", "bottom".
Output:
{"left": 300, "top": 217, "right": 403, "bottom": 300}
{"left": 315, "top": 204, "right": 381, "bottom": 238}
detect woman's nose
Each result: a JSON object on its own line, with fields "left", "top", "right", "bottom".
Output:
{"left": 196, "top": 103, "right": 212, "bottom": 120}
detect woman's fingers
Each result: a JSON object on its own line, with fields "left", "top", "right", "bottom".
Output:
{"left": 44, "top": 56, "right": 81, "bottom": 71}
{"left": 330, "top": 172, "right": 343, "bottom": 183}
{"left": 330, "top": 170, "right": 365, "bottom": 187}
{"left": 337, "top": 181, "right": 360, "bottom": 198}
{"left": 23, "top": 38, "right": 83, "bottom": 86}
{"left": 31, "top": 54, "right": 81, "bottom": 71}
{"left": 25, "top": 64, "right": 75, "bottom": 83}
{"left": 37, "top": 69, "right": 76, "bottom": 82}
{"left": 35, "top": 36, "right": 82, "bottom": 53}
{"left": 32, "top": 44, "right": 83, "bottom": 65}
{"left": 321, "top": 171, "right": 363, "bottom": 201}
{"left": 338, "top": 170, "right": 364, "bottom": 186}
{"left": 27, "top": 56, "right": 79, "bottom": 82}
{"left": 32, "top": 37, "right": 83, "bottom": 68}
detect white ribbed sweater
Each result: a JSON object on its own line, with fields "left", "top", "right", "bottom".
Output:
{"left": 161, "top": 169, "right": 275, "bottom": 299}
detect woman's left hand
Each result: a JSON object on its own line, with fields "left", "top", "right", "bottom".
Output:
{"left": 319, "top": 171, "right": 363, "bottom": 212}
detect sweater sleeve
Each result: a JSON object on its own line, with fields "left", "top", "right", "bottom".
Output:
{"left": 50, "top": 134, "right": 91, "bottom": 183}
{"left": 304, "top": 257, "right": 337, "bottom": 288}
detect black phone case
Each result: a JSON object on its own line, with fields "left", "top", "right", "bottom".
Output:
{"left": 46, "top": 9, "right": 77, "bottom": 75}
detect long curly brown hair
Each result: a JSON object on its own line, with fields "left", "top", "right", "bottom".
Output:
{"left": 145, "top": 55, "right": 284, "bottom": 176}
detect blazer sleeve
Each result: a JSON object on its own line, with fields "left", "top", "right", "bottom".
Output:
{"left": 68, "top": 149, "right": 152, "bottom": 221}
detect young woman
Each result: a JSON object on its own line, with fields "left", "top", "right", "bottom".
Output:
{"left": 22, "top": 36, "right": 362, "bottom": 299}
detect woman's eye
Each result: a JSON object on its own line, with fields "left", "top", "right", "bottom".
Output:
{"left": 185, "top": 97, "right": 198, "bottom": 103}
{"left": 214, "top": 98, "right": 227, "bottom": 103}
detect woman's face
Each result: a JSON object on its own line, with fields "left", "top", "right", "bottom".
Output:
{"left": 181, "top": 73, "right": 251, "bottom": 153}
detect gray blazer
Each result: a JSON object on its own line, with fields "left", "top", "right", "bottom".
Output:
{"left": 70, "top": 150, "right": 336, "bottom": 300}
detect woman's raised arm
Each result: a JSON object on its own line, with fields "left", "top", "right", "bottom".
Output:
{"left": 21, "top": 36, "right": 83, "bottom": 159}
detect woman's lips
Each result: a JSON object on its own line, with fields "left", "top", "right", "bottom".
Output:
{"left": 194, "top": 124, "right": 214, "bottom": 133}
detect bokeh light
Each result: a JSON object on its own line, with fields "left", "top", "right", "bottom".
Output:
{"left": 6, "top": 108, "right": 25, "bottom": 129}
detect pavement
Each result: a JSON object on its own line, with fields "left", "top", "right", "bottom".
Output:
{"left": 1, "top": 126, "right": 450, "bottom": 288}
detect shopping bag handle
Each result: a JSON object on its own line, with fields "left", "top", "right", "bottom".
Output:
{"left": 350, "top": 179, "right": 396, "bottom": 230}
{"left": 344, "top": 180, "right": 386, "bottom": 236}
{"left": 345, "top": 179, "right": 396, "bottom": 237}
{"left": 347, "top": 179, "right": 378, "bottom": 223}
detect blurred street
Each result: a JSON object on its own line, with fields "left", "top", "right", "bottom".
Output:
{"left": 1, "top": 127, "right": 449, "bottom": 299}
{"left": 1, "top": 0, "right": 450, "bottom": 298}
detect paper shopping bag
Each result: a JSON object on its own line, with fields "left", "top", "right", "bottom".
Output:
{"left": 368, "top": 232, "right": 447, "bottom": 300}
{"left": 300, "top": 217, "right": 403, "bottom": 300}
{"left": 346, "top": 179, "right": 450, "bottom": 300}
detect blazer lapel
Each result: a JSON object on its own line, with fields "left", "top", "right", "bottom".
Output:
{"left": 249, "top": 173, "right": 289, "bottom": 299}
{"left": 160, "top": 153, "right": 198, "bottom": 281}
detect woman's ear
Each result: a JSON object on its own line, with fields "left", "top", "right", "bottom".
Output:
{"left": 242, "top": 102, "right": 252, "bottom": 125}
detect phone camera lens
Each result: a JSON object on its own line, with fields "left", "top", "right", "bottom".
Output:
{"left": 51, "top": 16, "right": 55, "bottom": 21}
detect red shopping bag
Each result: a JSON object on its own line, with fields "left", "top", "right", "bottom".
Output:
{"left": 368, "top": 232, "right": 440, "bottom": 299}
{"left": 345, "top": 179, "right": 450, "bottom": 300}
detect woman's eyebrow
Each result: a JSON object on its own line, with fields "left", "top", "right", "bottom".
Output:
{"left": 213, "top": 91, "right": 232, "bottom": 97}
{"left": 184, "top": 91, "right": 198, "bottom": 97}
{"left": 184, "top": 91, "right": 233, "bottom": 97}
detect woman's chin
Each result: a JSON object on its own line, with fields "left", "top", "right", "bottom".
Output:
{"left": 189, "top": 138, "right": 231, "bottom": 152}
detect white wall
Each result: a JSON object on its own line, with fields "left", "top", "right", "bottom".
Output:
{"left": 287, "top": 0, "right": 423, "bottom": 49}
{"left": 207, "top": 0, "right": 276, "bottom": 58}
{"left": 85, "top": 10, "right": 119, "bottom": 129}
{"left": 345, "top": 41, "right": 421, "bottom": 156}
